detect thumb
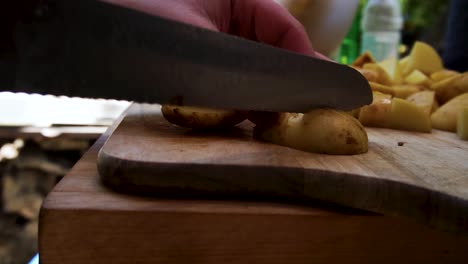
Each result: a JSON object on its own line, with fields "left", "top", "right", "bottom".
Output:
{"left": 230, "top": 0, "right": 327, "bottom": 59}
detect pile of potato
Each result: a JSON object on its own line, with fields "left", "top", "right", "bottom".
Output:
{"left": 351, "top": 41, "right": 468, "bottom": 140}
{"left": 160, "top": 41, "right": 467, "bottom": 156}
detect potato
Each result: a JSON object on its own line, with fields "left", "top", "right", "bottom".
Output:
{"left": 352, "top": 51, "right": 376, "bottom": 68}
{"left": 369, "top": 82, "right": 394, "bottom": 96}
{"left": 347, "top": 108, "right": 361, "bottom": 119}
{"left": 431, "top": 70, "right": 459, "bottom": 82}
{"left": 431, "top": 93, "right": 468, "bottom": 132}
{"left": 404, "top": 41, "right": 443, "bottom": 75}
{"left": 399, "top": 56, "right": 410, "bottom": 75}
{"left": 353, "top": 67, "right": 380, "bottom": 83}
{"left": 432, "top": 72, "right": 468, "bottom": 104}
{"left": 406, "top": 91, "right": 436, "bottom": 116}
{"left": 392, "top": 84, "right": 424, "bottom": 99}
{"left": 359, "top": 92, "right": 392, "bottom": 128}
{"left": 378, "top": 58, "right": 403, "bottom": 84}
{"left": 364, "top": 63, "right": 393, "bottom": 85}
{"left": 161, "top": 105, "right": 246, "bottom": 129}
{"left": 457, "top": 107, "right": 468, "bottom": 140}
{"left": 390, "top": 98, "right": 432, "bottom": 133}
{"left": 404, "top": 70, "right": 432, "bottom": 87}
{"left": 255, "top": 109, "right": 368, "bottom": 155}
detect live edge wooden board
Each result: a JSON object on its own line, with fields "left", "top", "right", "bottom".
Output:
{"left": 98, "top": 104, "right": 468, "bottom": 234}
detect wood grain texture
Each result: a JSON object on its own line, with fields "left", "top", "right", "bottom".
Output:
{"left": 39, "top": 112, "right": 468, "bottom": 263}
{"left": 98, "top": 104, "right": 468, "bottom": 234}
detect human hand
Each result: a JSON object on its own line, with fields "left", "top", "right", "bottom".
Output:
{"left": 102, "top": 0, "right": 328, "bottom": 59}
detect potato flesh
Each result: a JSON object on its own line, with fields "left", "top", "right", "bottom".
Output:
{"left": 390, "top": 98, "right": 431, "bottom": 133}
{"left": 161, "top": 105, "right": 246, "bottom": 129}
{"left": 359, "top": 92, "right": 392, "bottom": 128}
{"left": 404, "top": 41, "right": 443, "bottom": 75}
{"left": 255, "top": 109, "right": 368, "bottom": 155}
{"left": 404, "top": 70, "right": 431, "bottom": 86}
{"left": 431, "top": 93, "right": 468, "bottom": 132}
{"left": 406, "top": 91, "right": 436, "bottom": 116}
{"left": 457, "top": 108, "right": 468, "bottom": 140}
{"left": 378, "top": 58, "right": 403, "bottom": 84}
{"left": 359, "top": 92, "right": 432, "bottom": 132}
{"left": 432, "top": 72, "right": 468, "bottom": 104}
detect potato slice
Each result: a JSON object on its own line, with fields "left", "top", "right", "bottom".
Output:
{"left": 404, "top": 70, "right": 432, "bottom": 86}
{"left": 392, "top": 84, "right": 424, "bottom": 99}
{"left": 431, "top": 70, "right": 459, "bottom": 82}
{"left": 378, "top": 58, "right": 403, "bottom": 84}
{"left": 352, "top": 51, "right": 376, "bottom": 68}
{"left": 353, "top": 67, "right": 380, "bottom": 83}
{"left": 390, "top": 98, "right": 432, "bottom": 133}
{"left": 364, "top": 63, "right": 393, "bottom": 85}
{"left": 255, "top": 109, "right": 368, "bottom": 155}
{"left": 404, "top": 41, "right": 443, "bottom": 75}
{"left": 369, "top": 82, "right": 394, "bottom": 96}
{"left": 432, "top": 72, "right": 468, "bottom": 104}
{"left": 431, "top": 93, "right": 468, "bottom": 132}
{"left": 161, "top": 105, "right": 246, "bottom": 129}
{"left": 399, "top": 56, "right": 410, "bottom": 75}
{"left": 406, "top": 91, "right": 436, "bottom": 116}
{"left": 359, "top": 92, "right": 392, "bottom": 128}
{"left": 457, "top": 107, "right": 468, "bottom": 140}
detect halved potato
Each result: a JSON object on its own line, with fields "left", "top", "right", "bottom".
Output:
{"left": 255, "top": 109, "right": 368, "bottom": 155}
{"left": 161, "top": 105, "right": 246, "bottom": 129}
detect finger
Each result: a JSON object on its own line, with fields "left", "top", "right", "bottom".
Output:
{"left": 230, "top": 0, "right": 325, "bottom": 58}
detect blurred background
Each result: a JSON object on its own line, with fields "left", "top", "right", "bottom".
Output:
{"left": 0, "top": 0, "right": 455, "bottom": 263}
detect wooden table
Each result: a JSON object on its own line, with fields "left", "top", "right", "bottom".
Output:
{"left": 39, "top": 110, "right": 468, "bottom": 264}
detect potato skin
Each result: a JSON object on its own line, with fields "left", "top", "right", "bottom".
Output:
{"left": 161, "top": 105, "right": 246, "bottom": 129}
{"left": 254, "top": 109, "right": 368, "bottom": 155}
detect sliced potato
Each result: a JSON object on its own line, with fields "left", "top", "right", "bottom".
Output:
{"left": 431, "top": 70, "right": 459, "bottom": 82}
{"left": 359, "top": 92, "right": 392, "bottom": 128}
{"left": 390, "top": 98, "right": 432, "bottom": 133}
{"left": 404, "top": 70, "right": 432, "bottom": 86}
{"left": 392, "top": 84, "right": 424, "bottom": 99}
{"left": 364, "top": 63, "right": 393, "bottom": 86}
{"left": 369, "top": 82, "right": 394, "bottom": 96}
{"left": 161, "top": 105, "right": 246, "bottom": 129}
{"left": 406, "top": 91, "right": 436, "bottom": 116}
{"left": 399, "top": 56, "right": 410, "bottom": 75}
{"left": 353, "top": 67, "right": 380, "bottom": 83}
{"left": 432, "top": 72, "right": 468, "bottom": 104}
{"left": 457, "top": 107, "right": 468, "bottom": 140}
{"left": 431, "top": 93, "right": 468, "bottom": 132}
{"left": 352, "top": 51, "right": 376, "bottom": 68}
{"left": 404, "top": 41, "right": 443, "bottom": 75}
{"left": 255, "top": 109, "right": 368, "bottom": 155}
{"left": 378, "top": 58, "right": 403, "bottom": 84}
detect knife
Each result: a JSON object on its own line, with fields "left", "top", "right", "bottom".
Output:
{"left": 6, "top": 0, "right": 371, "bottom": 112}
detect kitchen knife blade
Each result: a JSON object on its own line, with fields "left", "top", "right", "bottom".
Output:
{"left": 12, "top": 0, "right": 372, "bottom": 112}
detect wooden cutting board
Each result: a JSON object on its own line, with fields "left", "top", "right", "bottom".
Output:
{"left": 97, "top": 104, "right": 468, "bottom": 234}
